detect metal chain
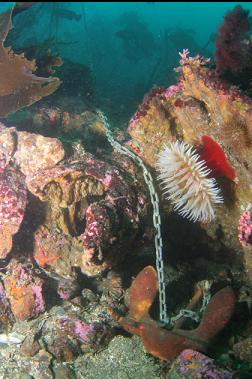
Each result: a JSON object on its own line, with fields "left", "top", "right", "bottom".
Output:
{"left": 199, "top": 280, "right": 212, "bottom": 313}
{"left": 170, "top": 309, "right": 201, "bottom": 324}
{"left": 96, "top": 110, "right": 169, "bottom": 324}
{"left": 96, "top": 110, "right": 212, "bottom": 326}
{"left": 169, "top": 280, "right": 212, "bottom": 325}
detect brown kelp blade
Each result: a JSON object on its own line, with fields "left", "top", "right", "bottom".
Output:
{"left": 129, "top": 266, "right": 158, "bottom": 321}
{"left": 0, "top": 9, "right": 60, "bottom": 117}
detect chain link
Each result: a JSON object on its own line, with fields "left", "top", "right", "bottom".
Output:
{"left": 96, "top": 110, "right": 169, "bottom": 324}
{"left": 199, "top": 280, "right": 212, "bottom": 313}
{"left": 169, "top": 280, "right": 212, "bottom": 325}
{"left": 170, "top": 309, "right": 201, "bottom": 324}
{"left": 96, "top": 110, "right": 213, "bottom": 326}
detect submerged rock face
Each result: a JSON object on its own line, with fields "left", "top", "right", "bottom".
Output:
{"left": 128, "top": 53, "right": 252, "bottom": 279}
{"left": 0, "top": 119, "right": 149, "bottom": 341}
{"left": 28, "top": 154, "right": 148, "bottom": 277}
{"left": 0, "top": 166, "right": 27, "bottom": 258}
{"left": 14, "top": 132, "right": 65, "bottom": 176}
{"left": 168, "top": 349, "right": 234, "bottom": 379}
{"left": 0, "top": 123, "right": 64, "bottom": 260}
{"left": 233, "top": 337, "right": 252, "bottom": 363}
{"left": 3, "top": 260, "right": 45, "bottom": 320}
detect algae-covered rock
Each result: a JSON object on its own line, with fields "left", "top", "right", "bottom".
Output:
{"left": 73, "top": 335, "right": 166, "bottom": 379}
{"left": 128, "top": 52, "right": 252, "bottom": 282}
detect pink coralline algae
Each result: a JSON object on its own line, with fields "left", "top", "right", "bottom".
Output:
{"left": 238, "top": 206, "right": 252, "bottom": 247}
{"left": 57, "top": 278, "right": 79, "bottom": 300}
{"left": 82, "top": 203, "right": 113, "bottom": 250}
{"left": 128, "top": 81, "right": 184, "bottom": 132}
{"left": 74, "top": 319, "right": 96, "bottom": 343}
{"left": 3, "top": 261, "right": 46, "bottom": 320}
{"left": 14, "top": 131, "right": 65, "bottom": 176}
{"left": 32, "top": 284, "right": 46, "bottom": 314}
{"left": 28, "top": 153, "right": 148, "bottom": 277}
{"left": 128, "top": 87, "right": 167, "bottom": 131}
{"left": 0, "top": 167, "right": 27, "bottom": 258}
{"left": 0, "top": 126, "right": 16, "bottom": 174}
{"left": 163, "top": 82, "right": 183, "bottom": 99}
{"left": 60, "top": 316, "right": 106, "bottom": 348}
{"left": 169, "top": 349, "right": 234, "bottom": 378}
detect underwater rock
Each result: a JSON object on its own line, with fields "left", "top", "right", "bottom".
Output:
{"left": 20, "top": 334, "right": 41, "bottom": 357}
{"left": 0, "top": 126, "right": 67, "bottom": 259}
{"left": 57, "top": 278, "right": 80, "bottom": 300}
{"left": 39, "top": 106, "right": 62, "bottom": 127}
{"left": 31, "top": 350, "right": 53, "bottom": 379}
{"left": 0, "top": 9, "right": 60, "bottom": 117}
{"left": 60, "top": 317, "right": 108, "bottom": 353}
{"left": 0, "top": 166, "right": 27, "bottom": 259}
{"left": 167, "top": 349, "right": 234, "bottom": 378}
{"left": 3, "top": 260, "right": 45, "bottom": 320}
{"left": 28, "top": 153, "right": 148, "bottom": 277}
{"left": 26, "top": 161, "right": 104, "bottom": 210}
{"left": 14, "top": 132, "right": 65, "bottom": 176}
{"left": 0, "top": 126, "right": 16, "bottom": 173}
{"left": 39, "top": 305, "right": 112, "bottom": 362}
{"left": 127, "top": 51, "right": 252, "bottom": 264}
{"left": 53, "top": 365, "right": 73, "bottom": 379}
{"left": 233, "top": 337, "right": 252, "bottom": 363}
{"left": 81, "top": 288, "right": 98, "bottom": 309}
{"left": 0, "top": 123, "right": 64, "bottom": 175}
{"left": 238, "top": 205, "right": 252, "bottom": 247}
{"left": 97, "top": 270, "right": 124, "bottom": 305}
{"left": 46, "top": 336, "right": 80, "bottom": 362}
{"left": 61, "top": 109, "right": 110, "bottom": 152}
{"left": 0, "top": 281, "right": 15, "bottom": 332}
{"left": 33, "top": 225, "right": 74, "bottom": 279}
{"left": 238, "top": 205, "right": 252, "bottom": 286}
{"left": 73, "top": 334, "right": 164, "bottom": 379}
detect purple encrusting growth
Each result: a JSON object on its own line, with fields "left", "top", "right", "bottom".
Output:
{"left": 0, "top": 126, "right": 16, "bottom": 174}
{"left": 57, "top": 279, "right": 79, "bottom": 300}
{"left": 32, "top": 283, "right": 45, "bottom": 314}
{"left": 82, "top": 202, "right": 116, "bottom": 249}
{"left": 238, "top": 205, "right": 252, "bottom": 247}
{"left": 163, "top": 82, "right": 183, "bottom": 99}
{"left": 0, "top": 167, "right": 27, "bottom": 232}
{"left": 128, "top": 82, "right": 184, "bottom": 132}
{"left": 174, "top": 349, "right": 234, "bottom": 379}
{"left": 74, "top": 320, "right": 95, "bottom": 343}
{"left": 27, "top": 153, "right": 148, "bottom": 276}
{"left": 0, "top": 166, "right": 27, "bottom": 258}
{"left": 16, "top": 264, "right": 45, "bottom": 315}
{"left": 80, "top": 157, "right": 147, "bottom": 265}
{"left": 0, "top": 282, "right": 6, "bottom": 301}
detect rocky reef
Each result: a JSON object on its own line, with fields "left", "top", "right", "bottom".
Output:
{"left": 0, "top": 60, "right": 250, "bottom": 378}
{"left": 128, "top": 50, "right": 252, "bottom": 286}
{"left": 1, "top": 4, "right": 252, "bottom": 378}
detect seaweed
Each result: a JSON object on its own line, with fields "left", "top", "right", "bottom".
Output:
{"left": 0, "top": 8, "right": 60, "bottom": 117}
